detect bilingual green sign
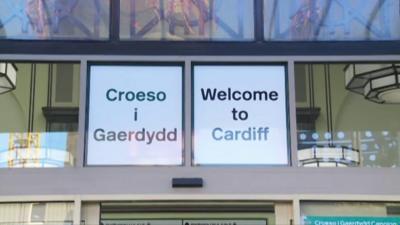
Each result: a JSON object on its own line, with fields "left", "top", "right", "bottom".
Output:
{"left": 305, "top": 216, "right": 400, "bottom": 225}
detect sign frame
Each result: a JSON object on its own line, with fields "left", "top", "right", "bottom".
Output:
{"left": 84, "top": 62, "right": 185, "bottom": 167}
{"left": 191, "top": 62, "right": 291, "bottom": 166}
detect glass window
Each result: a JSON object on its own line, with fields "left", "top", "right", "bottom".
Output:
{"left": 120, "top": 0, "right": 254, "bottom": 41}
{"left": 0, "top": 202, "right": 74, "bottom": 225}
{"left": 0, "top": 0, "right": 110, "bottom": 40}
{"left": 264, "top": 0, "right": 400, "bottom": 41}
{"left": 30, "top": 203, "right": 46, "bottom": 223}
{"left": 301, "top": 201, "right": 400, "bottom": 225}
{"left": 0, "top": 62, "right": 80, "bottom": 168}
{"left": 295, "top": 63, "right": 400, "bottom": 168}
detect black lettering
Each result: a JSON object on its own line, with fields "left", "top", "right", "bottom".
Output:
{"left": 217, "top": 90, "right": 227, "bottom": 100}
{"left": 201, "top": 88, "right": 217, "bottom": 100}
{"left": 118, "top": 91, "right": 125, "bottom": 101}
{"left": 125, "top": 91, "right": 135, "bottom": 101}
{"left": 238, "top": 110, "right": 248, "bottom": 120}
{"left": 253, "top": 91, "right": 268, "bottom": 100}
{"left": 136, "top": 91, "right": 145, "bottom": 101}
{"left": 242, "top": 91, "right": 252, "bottom": 100}
{"left": 269, "top": 91, "right": 279, "bottom": 101}
{"left": 106, "top": 89, "right": 117, "bottom": 101}
{"left": 157, "top": 92, "right": 167, "bottom": 101}
{"left": 232, "top": 91, "right": 242, "bottom": 100}
{"left": 232, "top": 108, "right": 239, "bottom": 120}
{"left": 147, "top": 91, "right": 155, "bottom": 101}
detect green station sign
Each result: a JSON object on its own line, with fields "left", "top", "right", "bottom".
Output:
{"left": 305, "top": 216, "right": 400, "bottom": 225}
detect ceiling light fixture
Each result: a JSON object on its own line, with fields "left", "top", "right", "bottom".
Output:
{"left": 0, "top": 62, "right": 18, "bottom": 94}
{"left": 345, "top": 64, "right": 400, "bottom": 104}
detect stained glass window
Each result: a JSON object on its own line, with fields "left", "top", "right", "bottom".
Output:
{"left": 265, "top": 0, "right": 400, "bottom": 41}
{"left": 0, "top": 0, "right": 110, "bottom": 40}
{"left": 120, "top": 0, "right": 254, "bottom": 41}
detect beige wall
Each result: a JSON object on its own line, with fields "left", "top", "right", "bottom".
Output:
{"left": 0, "top": 63, "right": 80, "bottom": 133}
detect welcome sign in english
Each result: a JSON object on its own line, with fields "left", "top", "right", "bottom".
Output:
{"left": 86, "top": 65, "right": 183, "bottom": 165}
{"left": 193, "top": 65, "right": 289, "bottom": 165}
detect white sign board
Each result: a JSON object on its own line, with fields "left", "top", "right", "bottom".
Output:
{"left": 193, "top": 65, "right": 289, "bottom": 165}
{"left": 86, "top": 65, "right": 183, "bottom": 165}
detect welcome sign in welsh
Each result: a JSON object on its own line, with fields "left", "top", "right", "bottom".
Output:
{"left": 193, "top": 65, "right": 289, "bottom": 165}
{"left": 86, "top": 64, "right": 183, "bottom": 165}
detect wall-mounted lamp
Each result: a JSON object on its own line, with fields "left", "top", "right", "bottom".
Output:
{"left": 0, "top": 62, "right": 18, "bottom": 94}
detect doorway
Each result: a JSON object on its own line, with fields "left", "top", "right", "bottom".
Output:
{"left": 84, "top": 201, "right": 293, "bottom": 225}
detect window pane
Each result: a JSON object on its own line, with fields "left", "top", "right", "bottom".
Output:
{"left": 0, "top": 202, "right": 74, "bottom": 225}
{"left": 295, "top": 63, "right": 400, "bottom": 168}
{"left": 31, "top": 203, "right": 46, "bottom": 223}
{"left": 0, "top": 62, "right": 80, "bottom": 168}
{"left": 265, "top": 0, "right": 400, "bottom": 41}
{"left": 0, "top": 0, "right": 110, "bottom": 40}
{"left": 120, "top": 0, "right": 254, "bottom": 41}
